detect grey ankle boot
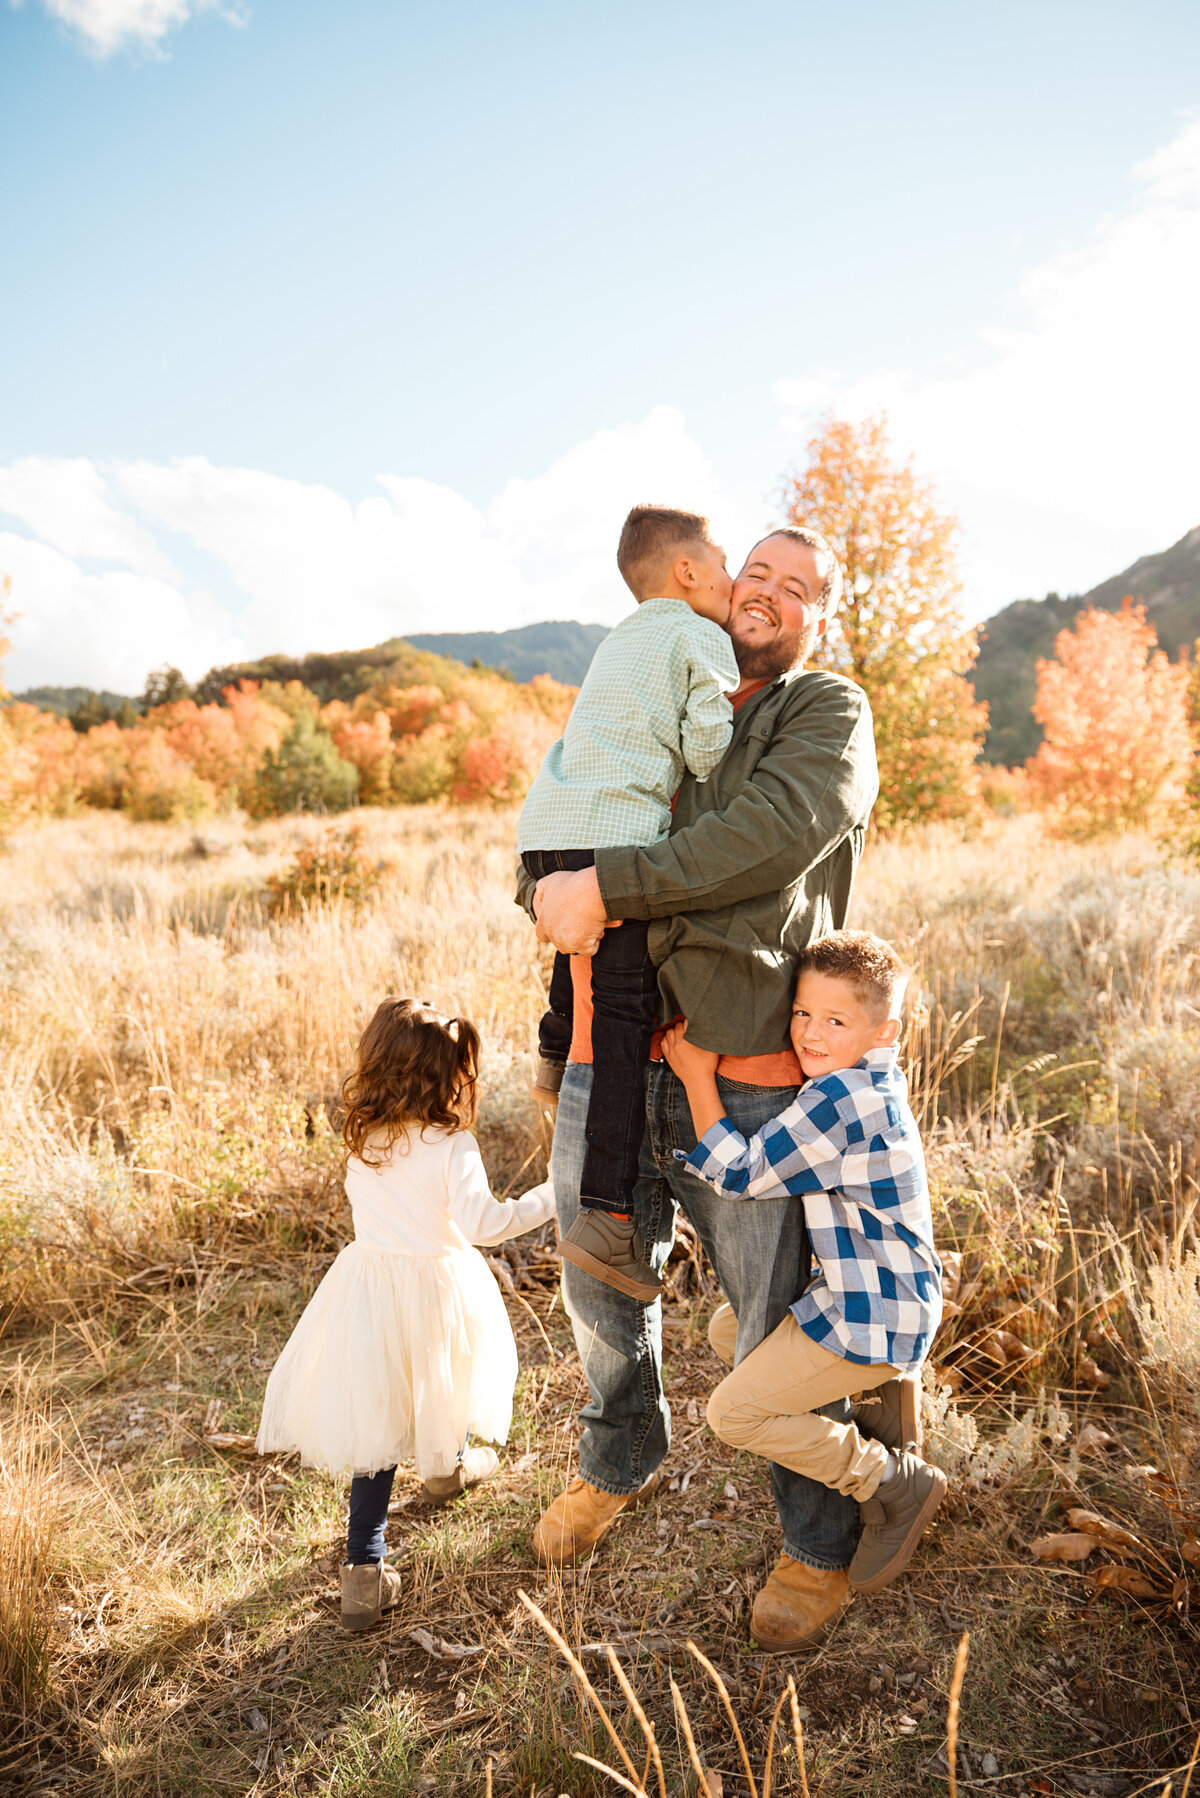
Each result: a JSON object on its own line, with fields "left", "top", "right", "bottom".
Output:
{"left": 848, "top": 1451, "right": 947, "bottom": 1595}
{"left": 559, "top": 1210, "right": 662, "bottom": 1303}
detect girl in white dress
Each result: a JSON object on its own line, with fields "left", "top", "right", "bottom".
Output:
{"left": 256, "top": 996, "right": 555, "bottom": 1629}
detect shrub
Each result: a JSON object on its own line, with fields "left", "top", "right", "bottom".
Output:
{"left": 246, "top": 711, "right": 359, "bottom": 817}
{"left": 266, "top": 820, "right": 388, "bottom": 915}
{"left": 0, "top": 702, "right": 78, "bottom": 825}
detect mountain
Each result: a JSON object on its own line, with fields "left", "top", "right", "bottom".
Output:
{"left": 406, "top": 620, "right": 609, "bottom": 686}
{"left": 972, "top": 525, "right": 1200, "bottom": 765}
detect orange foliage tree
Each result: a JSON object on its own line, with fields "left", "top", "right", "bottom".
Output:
{"left": 781, "top": 414, "right": 987, "bottom": 828}
{"left": 1026, "top": 601, "right": 1193, "bottom": 838}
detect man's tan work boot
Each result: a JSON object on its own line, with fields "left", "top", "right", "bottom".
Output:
{"left": 533, "top": 1473, "right": 660, "bottom": 1565}
{"left": 339, "top": 1560, "right": 403, "bottom": 1632}
{"left": 559, "top": 1212, "right": 662, "bottom": 1304}
{"left": 750, "top": 1555, "right": 851, "bottom": 1652}
{"left": 852, "top": 1374, "right": 922, "bottom": 1454}
{"left": 422, "top": 1445, "right": 500, "bottom": 1505}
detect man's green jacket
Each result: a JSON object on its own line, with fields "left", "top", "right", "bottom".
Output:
{"left": 518, "top": 667, "right": 878, "bottom": 1060}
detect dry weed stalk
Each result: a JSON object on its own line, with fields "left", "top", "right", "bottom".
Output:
{"left": 945, "top": 1631, "right": 970, "bottom": 1798}
{"left": 521, "top": 1588, "right": 821, "bottom": 1798}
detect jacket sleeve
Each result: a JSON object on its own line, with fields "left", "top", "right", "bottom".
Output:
{"left": 679, "top": 632, "right": 739, "bottom": 782}
{"left": 595, "top": 676, "right": 878, "bottom": 921}
{"left": 446, "top": 1134, "right": 557, "bottom": 1244}
{"left": 514, "top": 854, "right": 537, "bottom": 922}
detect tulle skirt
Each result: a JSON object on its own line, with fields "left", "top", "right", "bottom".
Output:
{"left": 256, "top": 1241, "right": 518, "bottom": 1481}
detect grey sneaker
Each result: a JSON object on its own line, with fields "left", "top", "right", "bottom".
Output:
{"left": 340, "top": 1559, "right": 403, "bottom": 1631}
{"left": 852, "top": 1374, "right": 922, "bottom": 1454}
{"left": 848, "top": 1451, "right": 947, "bottom": 1595}
{"left": 559, "top": 1210, "right": 662, "bottom": 1304}
{"left": 421, "top": 1445, "right": 500, "bottom": 1505}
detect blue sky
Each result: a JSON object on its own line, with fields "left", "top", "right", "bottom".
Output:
{"left": 2, "top": 0, "right": 1199, "bottom": 693}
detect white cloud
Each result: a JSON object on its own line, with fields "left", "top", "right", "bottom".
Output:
{"left": 0, "top": 457, "right": 176, "bottom": 578}
{"left": 25, "top": 0, "right": 247, "bottom": 58}
{"left": 1, "top": 408, "right": 754, "bottom": 693}
{"left": 0, "top": 533, "right": 235, "bottom": 694}
{"left": 776, "top": 117, "right": 1200, "bottom": 619}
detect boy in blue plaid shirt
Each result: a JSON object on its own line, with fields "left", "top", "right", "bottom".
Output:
{"left": 662, "top": 930, "right": 946, "bottom": 1598}
{"left": 519, "top": 505, "right": 738, "bottom": 1306}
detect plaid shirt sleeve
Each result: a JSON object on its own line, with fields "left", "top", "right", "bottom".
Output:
{"left": 680, "top": 1082, "right": 851, "bottom": 1199}
{"left": 677, "top": 1050, "right": 942, "bottom": 1371}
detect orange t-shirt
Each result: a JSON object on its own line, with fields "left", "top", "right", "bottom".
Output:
{"left": 565, "top": 680, "right": 802, "bottom": 1088}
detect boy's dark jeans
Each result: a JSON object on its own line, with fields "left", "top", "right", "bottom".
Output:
{"left": 347, "top": 1466, "right": 396, "bottom": 1564}
{"left": 523, "top": 848, "right": 658, "bottom": 1215}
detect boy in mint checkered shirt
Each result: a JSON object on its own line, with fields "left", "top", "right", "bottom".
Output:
{"left": 518, "top": 505, "right": 739, "bottom": 1304}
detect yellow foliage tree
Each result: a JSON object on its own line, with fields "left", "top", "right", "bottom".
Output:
{"left": 781, "top": 414, "right": 987, "bottom": 828}
{"left": 1026, "top": 601, "right": 1193, "bottom": 838}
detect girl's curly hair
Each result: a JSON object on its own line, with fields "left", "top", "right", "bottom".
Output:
{"left": 342, "top": 997, "right": 480, "bottom": 1167}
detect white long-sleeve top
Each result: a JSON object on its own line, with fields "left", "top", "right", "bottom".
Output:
{"left": 343, "top": 1125, "right": 555, "bottom": 1257}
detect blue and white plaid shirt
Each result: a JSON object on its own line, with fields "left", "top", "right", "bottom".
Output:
{"left": 679, "top": 1046, "right": 941, "bottom": 1372}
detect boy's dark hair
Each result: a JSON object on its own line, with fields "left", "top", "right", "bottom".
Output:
{"left": 796, "top": 930, "right": 908, "bottom": 1022}
{"left": 342, "top": 996, "right": 480, "bottom": 1166}
{"left": 617, "top": 505, "right": 713, "bottom": 601}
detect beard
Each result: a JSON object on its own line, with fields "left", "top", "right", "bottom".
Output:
{"left": 730, "top": 615, "right": 817, "bottom": 682}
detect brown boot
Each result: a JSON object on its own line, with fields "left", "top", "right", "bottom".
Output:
{"left": 532, "top": 1472, "right": 661, "bottom": 1565}
{"left": 421, "top": 1445, "right": 500, "bottom": 1505}
{"left": 750, "top": 1555, "right": 851, "bottom": 1652}
{"left": 559, "top": 1211, "right": 662, "bottom": 1303}
{"left": 532, "top": 1057, "right": 564, "bottom": 1107}
{"left": 340, "top": 1559, "right": 403, "bottom": 1632}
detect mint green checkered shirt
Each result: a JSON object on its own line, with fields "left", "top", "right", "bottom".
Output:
{"left": 517, "top": 597, "right": 739, "bottom": 851}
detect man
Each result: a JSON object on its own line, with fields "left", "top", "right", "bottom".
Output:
{"left": 527, "top": 526, "right": 879, "bottom": 1652}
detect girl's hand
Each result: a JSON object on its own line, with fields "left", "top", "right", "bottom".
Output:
{"left": 661, "top": 1023, "right": 720, "bottom": 1085}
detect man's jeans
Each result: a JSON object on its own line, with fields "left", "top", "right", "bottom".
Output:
{"left": 551, "top": 1059, "right": 861, "bottom": 1571}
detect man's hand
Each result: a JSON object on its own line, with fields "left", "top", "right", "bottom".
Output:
{"left": 661, "top": 1023, "right": 719, "bottom": 1086}
{"left": 532, "top": 866, "right": 613, "bottom": 956}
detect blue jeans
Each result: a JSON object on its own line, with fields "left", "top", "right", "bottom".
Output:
{"left": 551, "top": 1060, "right": 861, "bottom": 1571}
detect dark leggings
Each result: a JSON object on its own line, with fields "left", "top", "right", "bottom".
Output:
{"left": 347, "top": 1466, "right": 397, "bottom": 1565}
{"left": 523, "top": 847, "right": 657, "bottom": 1215}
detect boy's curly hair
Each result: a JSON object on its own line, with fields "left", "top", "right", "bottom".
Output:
{"left": 342, "top": 996, "right": 480, "bottom": 1167}
{"left": 796, "top": 930, "right": 908, "bottom": 1021}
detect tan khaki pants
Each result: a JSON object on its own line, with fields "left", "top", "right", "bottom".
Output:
{"left": 706, "top": 1302, "right": 898, "bottom": 1501}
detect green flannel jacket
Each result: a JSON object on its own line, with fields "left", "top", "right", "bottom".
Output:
{"left": 517, "top": 668, "right": 878, "bottom": 1059}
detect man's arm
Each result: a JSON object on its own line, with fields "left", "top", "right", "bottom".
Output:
{"left": 598, "top": 674, "right": 876, "bottom": 923}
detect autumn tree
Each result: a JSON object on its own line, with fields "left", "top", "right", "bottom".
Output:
{"left": 1026, "top": 601, "right": 1193, "bottom": 838}
{"left": 781, "top": 414, "right": 986, "bottom": 828}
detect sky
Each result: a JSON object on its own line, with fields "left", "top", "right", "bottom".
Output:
{"left": 1, "top": 0, "right": 1199, "bottom": 695}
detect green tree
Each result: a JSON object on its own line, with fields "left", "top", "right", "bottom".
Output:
{"left": 781, "top": 414, "right": 987, "bottom": 828}
{"left": 141, "top": 665, "right": 194, "bottom": 710}
{"left": 247, "top": 712, "right": 359, "bottom": 817}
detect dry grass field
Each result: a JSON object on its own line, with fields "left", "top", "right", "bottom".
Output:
{"left": 1, "top": 806, "right": 1198, "bottom": 1797}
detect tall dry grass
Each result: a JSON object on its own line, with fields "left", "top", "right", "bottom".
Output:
{"left": 0, "top": 1363, "right": 58, "bottom": 1708}
{"left": 0, "top": 804, "right": 1197, "bottom": 1790}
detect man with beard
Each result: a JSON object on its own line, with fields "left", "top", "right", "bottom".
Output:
{"left": 525, "top": 526, "right": 880, "bottom": 1651}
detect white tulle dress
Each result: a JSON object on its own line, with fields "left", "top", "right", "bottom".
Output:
{"left": 256, "top": 1127, "right": 555, "bottom": 1482}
